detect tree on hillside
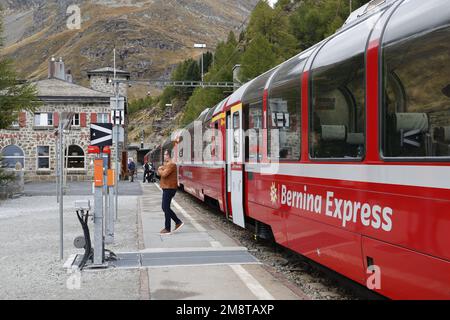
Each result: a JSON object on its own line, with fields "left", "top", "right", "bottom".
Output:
{"left": 240, "top": 34, "right": 277, "bottom": 81}
{"left": 158, "top": 58, "right": 201, "bottom": 108}
{"left": 0, "top": 8, "right": 40, "bottom": 184}
{"left": 208, "top": 32, "right": 240, "bottom": 82}
{"left": 180, "top": 87, "right": 224, "bottom": 126}
{"left": 202, "top": 51, "right": 213, "bottom": 75}
{"left": 290, "top": 0, "right": 373, "bottom": 50}
{"left": 246, "top": 0, "right": 297, "bottom": 59}
{"left": 178, "top": 32, "right": 242, "bottom": 125}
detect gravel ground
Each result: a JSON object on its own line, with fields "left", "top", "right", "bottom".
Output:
{"left": 0, "top": 195, "right": 140, "bottom": 300}
{"left": 175, "top": 191, "right": 382, "bottom": 300}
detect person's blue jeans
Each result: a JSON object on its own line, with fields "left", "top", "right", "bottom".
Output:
{"left": 162, "top": 189, "right": 182, "bottom": 231}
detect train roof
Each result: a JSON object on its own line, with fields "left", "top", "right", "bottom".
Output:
{"left": 225, "top": 80, "right": 254, "bottom": 108}
{"left": 196, "top": 108, "right": 210, "bottom": 122}
{"left": 212, "top": 98, "right": 228, "bottom": 117}
{"left": 342, "top": 0, "right": 399, "bottom": 30}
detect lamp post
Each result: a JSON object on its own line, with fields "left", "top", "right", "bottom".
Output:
{"left": 194, "top": 43, "right": 206, "bottom": 84}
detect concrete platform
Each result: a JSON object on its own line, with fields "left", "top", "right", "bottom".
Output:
{"left": 138, "top": 183, "right": 304, "bottom": 300}
{"left": 61, "top": 180, "right": 306, "bottom": 300}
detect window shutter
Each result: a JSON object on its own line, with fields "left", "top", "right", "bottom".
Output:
{"left": 19, "top": 112, "right": 26, "bottom": 127}
{"left": 80, "top": 113, "right": 87, "bottom": 127}
{"left": 91, "top": 113, "right": 97, "bottom": 124}
{"left": 53, "top": 112, "right": 59, "bottom": 127}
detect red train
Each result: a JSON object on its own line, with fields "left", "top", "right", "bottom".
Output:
{"left": 147, "top": 0, "right": 450, "bottom": 299}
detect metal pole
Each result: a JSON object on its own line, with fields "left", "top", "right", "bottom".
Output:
{"left": 94, "top": 154, "right": 104, "bottom": 265}
{"left": 64, "top": 133, "right": 69, "bottom": 190}
{"left": 56, "top": 133, "right": 60, "bottom": 204}
{"left": 350, "top": 0, "right": 352, "bottom": 14}
{"left": 115, "top": 94, "right": 120, "bottom": 221}
{"left": 108, "top": 183, "right": 115, "bottom": 241}
{"left": 59, "top": 121, "right": 64, "bottom": 260}
{"left": 104, "top": 153, "right": 114, "bottom": 244}
{"left": 114, "top": 48, "right": 120, "bottom": 221}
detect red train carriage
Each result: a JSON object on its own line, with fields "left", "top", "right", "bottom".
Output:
{"left": 150, "top": 0, "right": 450, "bottom": 299}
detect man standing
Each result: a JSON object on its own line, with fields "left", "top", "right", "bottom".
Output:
{"left": 128, "top": 158, "right": 136, "bottom": 182}
{"left": 158, "top": 150, "right": 183, "bottom": 235}
{"left": 143, "top": 160, "right": 150, "bottom": 183}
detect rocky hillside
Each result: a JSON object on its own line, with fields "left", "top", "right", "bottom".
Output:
{"left": 128, "top": 98, "right": 186, "bottom": 147}
{"left": 0, "top": 0, "right": 258, "bottom": 99}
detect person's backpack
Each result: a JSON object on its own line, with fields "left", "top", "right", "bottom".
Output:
{"left": 129, "top": 162, "right": 136, "bottom": 171}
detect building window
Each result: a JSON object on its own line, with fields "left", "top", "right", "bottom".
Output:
{"left": 37, "top": 146, "right": 50, "bottom": 169}
{"left": 34, "top": 113, "right": 53, "bottom": 126}
{"left": 1, "top": 145, "right": 25, "bottom": 169}
{"left": 72, "top": 113, "right": 80, "bottom": 126}
{"left": 97, "top": 113, "right": 109, "bottom": 124}
{"left": 382, "top": 14, "right": 450, "bottom": 158}
{"left": 66, "top": 145, "right": 85, "bottom": 169}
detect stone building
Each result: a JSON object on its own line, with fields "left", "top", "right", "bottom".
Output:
{"left": 87, "top": 67, "right": 130, "bottom": 97}
{"left": 0, "top": 58, "right": 130, "bottom": 182}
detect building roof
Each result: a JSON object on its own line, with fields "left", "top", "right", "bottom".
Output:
{"left": 87, "top": 67, "right": 130, "bottom": 76}
{"left": 32, "top": 78, "right": 113, "bottom": 102}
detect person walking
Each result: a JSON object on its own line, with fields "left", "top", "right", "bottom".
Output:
{"left": 143, "top": 160, "right": 150, "bottom": 183}
{"left": 128, "top": 158, "right": 136, "bottom": 182}
{"left": 158, "top": 150, "right": 183, "bottom": 235}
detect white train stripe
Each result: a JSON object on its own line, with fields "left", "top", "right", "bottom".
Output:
{"left": 245, "top": 163, "right": 450, "bottom": 190}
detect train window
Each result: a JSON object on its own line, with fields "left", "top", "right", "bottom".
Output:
{"left": 268, "top": 55, "right": 306, "bottom": 161}
{"left": 189, "top": 125, "right": 195, "bottom": 163}
{"left": 177, "top": 136, "right": 184, "bottom": 162}
{"left": 310, "top": 18, "right": 374, "bottom": 160}
{"left": 202, "top": 115, "right": 213, "bottom": 163}
{"left": 381, "top": 3, "right": 450, "bottom": 159}
{"left": 211, "top": 121, "right": 219, "bottom": 159}
{"left": 243, "top": 69, "right": 277, "bottom": 163}
{"left": 233, "top": 112, "right": 240, "bottom": 158}
{"left": 245, "top": 102, "right": 263, "bottom": 163}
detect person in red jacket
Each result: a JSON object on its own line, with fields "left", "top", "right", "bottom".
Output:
{"left": 158, "top": 150, "right": 184, "bottom": 235}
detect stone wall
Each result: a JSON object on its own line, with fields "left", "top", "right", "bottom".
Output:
{"left": 90, "top": 75, "right": 128, "bottom": 97}
{"left": 0, "top": 101, "right": 118, "bottom": 182}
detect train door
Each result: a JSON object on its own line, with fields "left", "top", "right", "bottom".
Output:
{"left": 228, "top": 104, "right": 245, "bottom": 228}
{"left": 225, "top": 113, "right": 232, "bottom": 220}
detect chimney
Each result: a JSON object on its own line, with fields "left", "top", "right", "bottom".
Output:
{"left": 66, "top": 69, "right": 73, "bottom": 83}
{"left": 48, "top": 56, "right": 67, "bottom": 80}
{"left": 55, "top": 57, "right": 65, "bottom": 80}
{"left": 48, "top": 56, "right": 56, "bottom": 79}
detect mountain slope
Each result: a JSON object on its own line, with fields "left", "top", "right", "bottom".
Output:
{"left": 0, "top": 0, "right": 257, "bottom": 97}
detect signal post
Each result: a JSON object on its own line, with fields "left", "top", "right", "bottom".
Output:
{"left": 89, "top": 123, "right": 114, "bottom": 266}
